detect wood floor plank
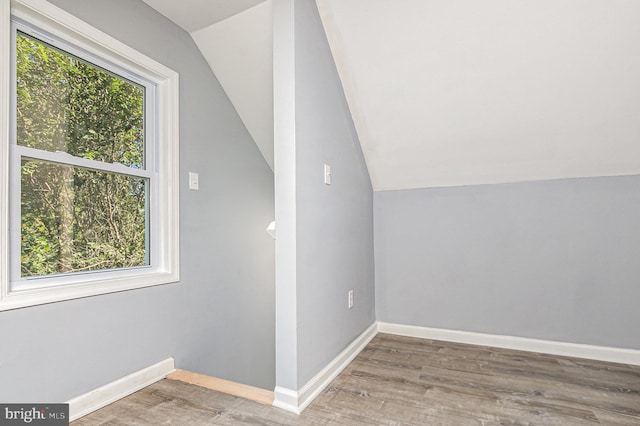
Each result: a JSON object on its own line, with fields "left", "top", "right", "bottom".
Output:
{"left": 73, "top": 334, "right": 640, "bottom": 425}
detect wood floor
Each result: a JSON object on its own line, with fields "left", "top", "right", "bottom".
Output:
{"left": 72, "top": 333, "right": 640, "bottom": 425}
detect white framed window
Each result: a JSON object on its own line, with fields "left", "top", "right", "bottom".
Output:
{"left": 0, "top": 0, "right": 180, "bottom": 310}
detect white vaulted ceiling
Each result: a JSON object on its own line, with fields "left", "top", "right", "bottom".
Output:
{"left": 190, "top": 1, "right": 274, "bottom": 170}
{"left": 142, "top": 0, "right": 640, "bottom": 190}
{"left": 142, "top": 0, "right": 275, "bottom": 171}
{"left": 141, "top": 0, "right": 267, "bottom": 31}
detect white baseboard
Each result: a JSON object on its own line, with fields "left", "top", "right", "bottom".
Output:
{"left": 272, "top": 386, "right": 299, "bottom": 413}
{"left": 273, "top": 322, "right": 378, "bottom": 414}
{"left": 377, "top": 322, "right": 640, "bottom": 366}
{"left": 67, "top": 358, "right": 175, "bottom": 421}
{"left": 66, "top": 324, "right": 638, "bottom": 420}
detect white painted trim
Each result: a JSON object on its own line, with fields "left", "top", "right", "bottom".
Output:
{"left": 297, "top": 322, "right": 377, "bottom": 411}
{"left": 11, "top": 145, "right": 155, "bottom": 179}
{"left": 10, "top": 0, "right": 176, "bottom": 80}
{"left": 0, "top": 0, "right": 11, "bottom": 310}
{"left": 67, "top": 358, "right": 175, "bottom": 422}
{"left": 273, "top": 0, "right": 298, "bottom": 402}
{"left": 1, "top": 0, "right": 180, "bottom": 311}
{"left": 273, "top": 322, "right": 378, "bottom": 414}
{"left": 272, "top": 386, "right": 299, "bottom": 413}
{"left": 377, "top": 322, "right": 640, "bottom": 366}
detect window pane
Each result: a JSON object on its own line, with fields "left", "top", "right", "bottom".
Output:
{"left": 21, "top": 159, "right": 148, "bottom": 278}
{"left": 16, "top": 31, "right": 145, "bottom": 168}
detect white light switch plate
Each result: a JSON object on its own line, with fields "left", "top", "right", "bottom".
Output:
{"left": 324, "top": 164, "right": 331, "bottom": 185}
{"left": 189, "top": 172, "right": 199, "bottom": 190}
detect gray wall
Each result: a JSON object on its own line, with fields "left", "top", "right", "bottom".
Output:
{"left": 375, "top": 176, "right": 640, "bottom": 350}
{"left": 0, "top": 0, "right": 275, "bottom": 402}
{"left": 294, "top": 0, "right": 375, "bottom": 387}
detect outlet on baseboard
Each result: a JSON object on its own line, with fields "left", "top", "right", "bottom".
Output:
{"left": 348, "top": 290, "right": 354, "bottom": 309}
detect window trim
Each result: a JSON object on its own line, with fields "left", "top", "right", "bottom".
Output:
{"left": 10, "top": 23, "right": 156, "bottom": 287}
{"left": 0, "top": 0, "right": 180, "bottom": 311}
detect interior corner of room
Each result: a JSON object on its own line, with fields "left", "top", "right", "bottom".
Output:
{"left": 1, "top": 0, "right": 639, "bottom": 422}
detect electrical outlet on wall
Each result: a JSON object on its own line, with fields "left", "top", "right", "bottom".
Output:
{"left": 348, "top": 289, "right": 354, "bottom": 309}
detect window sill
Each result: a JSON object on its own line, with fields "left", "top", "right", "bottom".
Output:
{"left": 0, "top": 269, "right": 179, "bottom": 311}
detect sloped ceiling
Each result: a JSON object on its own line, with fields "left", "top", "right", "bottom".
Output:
{"left": 142, "top": 0, "right": 274, "bottom": 171}
{"left": 142, "top": 0, "right": 640, "bottom": 191}
{"left": 317, "top": 0, "right": 640, "bottom": 190}
{"left": 141, "top": 0, "right": 266, "bottom": 31}
{"left": 190, "top": 2, "right": 274, "bottom": 170}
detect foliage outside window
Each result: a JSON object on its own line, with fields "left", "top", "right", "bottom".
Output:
{"left": 16, "top": 31, "right": 149, "bottom": 277}
{"left": 1, "top": 0, "right": 180, "bottom": 311}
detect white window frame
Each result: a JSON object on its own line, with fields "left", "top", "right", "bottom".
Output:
{"left": 0, "top": 0, "right": 180, "bottom": 311}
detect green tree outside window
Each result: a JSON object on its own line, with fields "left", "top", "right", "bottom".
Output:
{"left": 16, "top": 32, "right": 148, "bottom": 277}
